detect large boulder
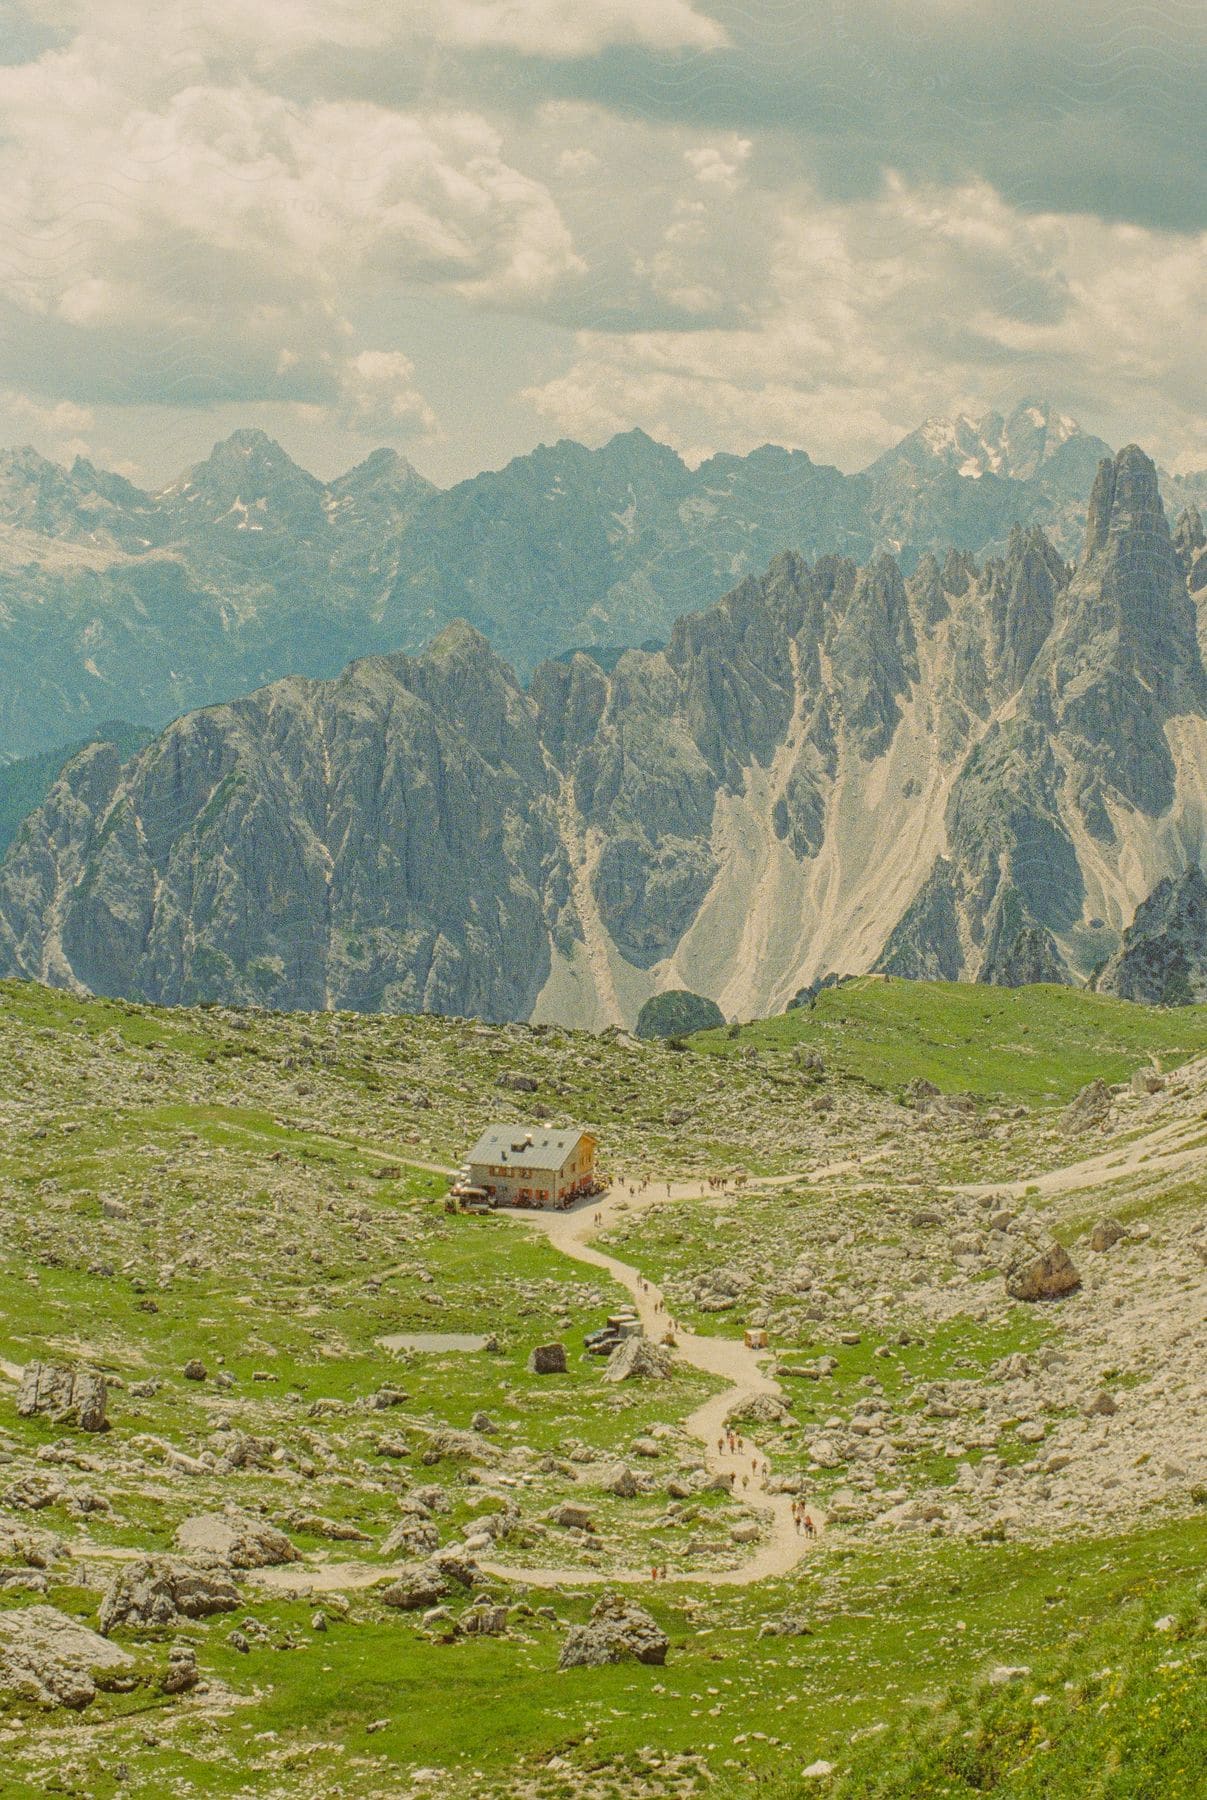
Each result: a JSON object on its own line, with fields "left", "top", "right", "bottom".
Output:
{"left": 1090, "top": 1217, "right": 1127, "bottom": 1252}
{"left": 527, "top": 1343, "right": 568, "bottom": 1375}
{"left": 1062, "top": 1079, "right": 1111, "bottom": 1132}
{"left": 173, "top": 1512, "right": 299, "bottom": 1569}
{"left": 602, "top": 1337, "right": 673, "bottom": 1383}
{"left": 423, "top": 1428, "right": 496, "bottom": 1463}
{"left": 378, "top": 1566, "right": 449, "bottom": 1612}
{"left": 16, "top": 1363, "right": 108, "bottom": 1432}
{"left": 380, "top": 1517, "right": 440, "bottom": 1559}
{"left": 98, "top": 1558, "right": 240, "bottom": 1634}
{"left": 1005, "top": 1242, "right": 1081, "bottom": 1302}
{"left": 0, "top": 1605, "right": 132, "bottom": 1710}
{"left": 0, "top": 1522, "right": 65, "bottom": 1570}
{"left": 726, "top": 1392, "right": 793, "bottom": 1427}
{"left": 558, "top": 1593, "right": 669, "bottom": 1669}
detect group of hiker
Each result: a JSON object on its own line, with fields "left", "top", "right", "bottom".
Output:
{"left": 792, "top": 1501, "right": 818, "bottom": 1537}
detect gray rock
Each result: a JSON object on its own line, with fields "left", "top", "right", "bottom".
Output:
{"left": 99, "top": 1558, "right": 240, "bottom": 1633}
{"left": 0, "top": 1605, "right": 132, "bottom": 1711}
{"left": 1090, "top": 1218, "right": 1127, "bottom": 1252}
{"left": 174, "top": 1512, "right": 299, "bottom": 1569}
{"left": 558, "top": 1593, "right": 668, "bottom": 1669}
{"left": 16, "top": 1363, "right": 108, "bottom": 1432}
{"left": 378, "top": 1567, "right": 449, "bottom": 1612}
{"left": 527, "top": 1343, "right": 567, "bottom": 1375}
{"left": 159, "top": 1644, "right": 200, "bottom": 1694}
{"left": 1005, "top": 1242, "right": 1081, "bottom": 1302}
{"left": 602, "top": 1338, "right": 673, "bottom": 1383}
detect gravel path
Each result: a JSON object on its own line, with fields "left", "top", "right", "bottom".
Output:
{"left": 477, "top": 1177, "right": 822, "bottom": 1588}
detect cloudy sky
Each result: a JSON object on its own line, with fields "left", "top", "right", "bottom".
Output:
{"left": 0, "top": 0, "right": 1203, "bottom": 487}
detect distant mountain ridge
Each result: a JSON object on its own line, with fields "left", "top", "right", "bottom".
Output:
{"left": 2, "top": 443, "right": 1205, "bottom": 1028}
{"left": 3, "top": 399, "right": 1200, "bottom": 761}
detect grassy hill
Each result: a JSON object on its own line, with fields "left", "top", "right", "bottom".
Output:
{"left": 0, "top": 975, "right": 1204, "bottom": 1797}
{"left": 693, "top": 976, "right": 1207, "bottom": 1104}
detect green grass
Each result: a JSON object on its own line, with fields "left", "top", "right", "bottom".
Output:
{"left": 692, "top": 978, "right": 1207, "bottom": 1104}
{"left": 749, "top": 1550, "right": 1207, "bottom": 1798}
{"left": 5, "top": 1519, "right": 1201, "bottom": 1798}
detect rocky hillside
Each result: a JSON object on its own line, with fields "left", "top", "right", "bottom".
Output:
{"left": 1097, "top": 867, "right": 1207, "bottom": 1004}
{"left": 1, "top": 444, "right": 1204, "bottom": 1026}
{"left": 2, "top": 402, "right": 1190, "bottom": 762}
{"left": 0, "top": 978, "right": 1203, "bottom": 1797}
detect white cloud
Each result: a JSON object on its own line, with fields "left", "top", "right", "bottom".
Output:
{"left": 524, "top": 175, "right": 1207, "bottom": 471}
{"left": 684, "top": 138, "right": 751, "bottom": 191}
{"left": 335, "top": 350, "right": 439, "bottom": 435}
{"left": 0, "top": 30, "right": 581, "bottom": 435}
{"left": 22, "top": 0, "right": 726, "bottom": 65}
{"left": 0, "top": 390, "right": 96, "bottom": 463}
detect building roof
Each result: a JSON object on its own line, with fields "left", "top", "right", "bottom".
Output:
{"left": 467, "top": 1125, "right": 591, "bottom": 1173}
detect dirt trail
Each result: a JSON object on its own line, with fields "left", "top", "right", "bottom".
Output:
{"left": 957, "top": 1114, "right": 1207, "bottom": 1203}
{"left": 256, "top": 1178, "right": 822, "bottom": 1599}
{"left": 474, "top": 1177, "right": 821, "bottom": 1588}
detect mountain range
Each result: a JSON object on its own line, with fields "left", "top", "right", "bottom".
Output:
{"left": 7, "top": 399, "right": 1201, "bottom": 764}
{"left": 2, "top": 441, "right": 1205, "bottom": 1025}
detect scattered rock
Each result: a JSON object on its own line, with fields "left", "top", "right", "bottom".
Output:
{"left": 601, "top": 1463, "right": 641, "bottom": 1498}
{"left": 174, "top": 1512, "right": 299, "bottom": 1569}
{"left": 0, "top": 1606, "right": 132, "bottom": 1711}
{"left": 602, "top": 1338, "right": 673, "bottom": 1383}
{"left": 182, "top": 1359, "right": 207, "bottom": 1382}
{"left": 99, "top": 1558, "right": 240, "bottom": 1633}
{"left": 549, "top": 1503, "right": 596, "bottom": 1533}
{"left": 159, "top": 1644, "right": 199, "bottom": 1694}
{"left": 1090, "top": 1218, "right": 1127, "bottom": 1252}
{"left": 1063, "top": 1079, "right": 1111, "bottom": 1132}
{"left": 558, "top": 1594, "right": 668, "bottom": 1669}
{"left": 527, "top": 1343, "right": 567, "bottom": 1375}
{"left": 16, "top": 1364, "right": 108, "bottom": 1433}
{"left": 379, "top": 1567, "right": 449, "bottom": 1612}
{"left": 1005, "top": 1242, "right": 1081, "bottom": 1302}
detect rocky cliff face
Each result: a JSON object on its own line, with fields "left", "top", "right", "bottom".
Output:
{"left": 0, "top": 405, "right": 1174, "bottom": 760}
{"left": 2, "top": 446, "right": 1204, "bottom": 1026}
{"left": 1096, "top": 868, "right": 1207, "bottom": 1005}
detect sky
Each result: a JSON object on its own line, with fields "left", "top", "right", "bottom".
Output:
{"left": 0, "top": 0, "right": 1203, "bottom": 490}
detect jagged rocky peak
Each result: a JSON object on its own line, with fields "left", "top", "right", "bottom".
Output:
{"left": 329, "top": 445, "right": 434, "bottom": 501}
{"left": 880, "top": 398, "right": 1101, "bottom": 482}
{"left": 0, "top": 445, "right": 154, "bottom": 543}
{"left": 1173, "top": 505, "right": 1207, "bottom": 590}
{"left": 1082, "top": 441, "right": 1169, "bottom": 558}
{"left": 162, "top": 428, "right": 326, "bottom": 525}
{"left": 1097, "top": 867, "right": 1207, "bottom": 1005}
{"left": 985, "top": 523, "right": 1069, "bottom": 692}
{"left": 5, "top": 441, "right": 1207, "bottom": 1026}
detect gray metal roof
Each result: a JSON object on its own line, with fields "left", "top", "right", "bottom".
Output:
{"left": 467, "top": 1125, "right": 590, "bottom": 1172}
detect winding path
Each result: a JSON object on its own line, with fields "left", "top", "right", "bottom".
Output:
{"left": 257, "top": 1176, "right": 821, "bottom": 1598}
{"left": 480, "top": 1176, "right": 822, "bottom": 1587}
